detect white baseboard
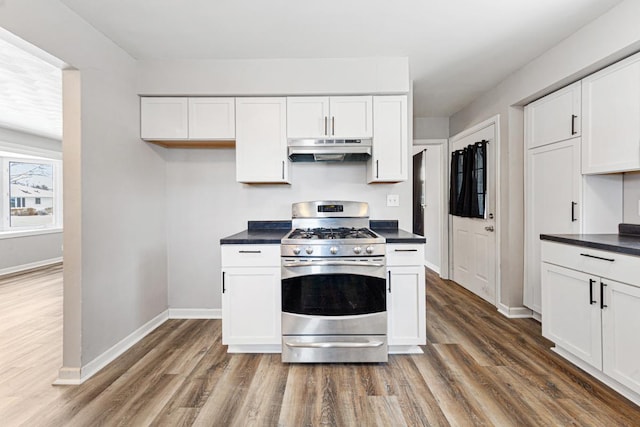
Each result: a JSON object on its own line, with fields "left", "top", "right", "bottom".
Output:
{"left": 389, "top": 345, "right": 424, "bottom": 354}
{"left": 0, "top": 257, "right": 63, "bottom": 278}
{"left": 423, "top": 261, "right": 441, "bottom": 275}
{"left": 53, "top": 310, "right": 169, "bottom": 385}
{"left": 168, "top": 308, "right": 222, "bottom": 319}
{"left": 498, "top": 303, "right": 534, "bottom": 318}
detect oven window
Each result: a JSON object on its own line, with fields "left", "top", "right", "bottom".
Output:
{"left": 282, "top": 273, "right": 386, "bottom": 316}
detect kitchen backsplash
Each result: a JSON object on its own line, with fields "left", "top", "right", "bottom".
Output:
{"left": 623, "top": 171, "right": 640, "bottom": 224}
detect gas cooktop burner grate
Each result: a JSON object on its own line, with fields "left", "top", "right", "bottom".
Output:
{"left": 288, "top": 227, "right": 378, "bottom": 240}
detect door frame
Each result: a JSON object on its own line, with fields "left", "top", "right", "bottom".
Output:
{"left": 447, "top": 115, "right": 501, "bottom": 306}
{"left": 412, "top": 139, "right": 448, "bottom": 278}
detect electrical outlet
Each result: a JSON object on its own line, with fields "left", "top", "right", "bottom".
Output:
{"left": 387, "top": 194, "right": 400, "bottom": 207}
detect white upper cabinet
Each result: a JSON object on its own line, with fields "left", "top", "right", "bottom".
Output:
{"left": 188, "top": 98, "right": 235, "bottom": 140}
{"left": 286, "top": 96, "right": 373, "bottom": 139}
{"left": 286, "top": 97, "right": 330, "bottom": 138}
{"left": 582, "top": 52, "right": 640, "bottom": 174}
{"left": 235, "top": 97, "right": 289, "bottom": 184}
{"left": 368, "top": 95, "right": 408, "bottom": 183}
{"left": 525, "top": 82, "right": 581, "bottom": 149}
{"left": 140, "top": 97, "right": 189, "bottom": 140}
{"left": 141, "top": 96, "right": 235, "bottom": 142}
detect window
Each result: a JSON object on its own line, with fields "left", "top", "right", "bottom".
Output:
{"left": 1, "top": 149, "right": 62, "bottom": 233}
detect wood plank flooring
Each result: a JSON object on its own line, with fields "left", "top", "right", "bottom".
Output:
{"left": 1, "top": 266, "right": 639, "bottom": 426}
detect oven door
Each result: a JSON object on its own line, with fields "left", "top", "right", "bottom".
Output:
{"left": 281, "top": 259, "right": 386, "bottom": 335}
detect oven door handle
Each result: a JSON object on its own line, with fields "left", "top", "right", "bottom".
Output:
{"left": 283, "top": 261, "right": 385, "bottom": 268}
{"left": 285, "top": 340, "right": 384, "bottom": 349}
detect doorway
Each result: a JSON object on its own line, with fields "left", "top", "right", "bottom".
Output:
{"left": 412, "top": 141, "right": 447, "bottom": 276}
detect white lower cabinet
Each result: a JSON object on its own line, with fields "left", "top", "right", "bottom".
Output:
{"left": 386, "top": 244, "right": 426, "bottom": 352}
{"left": 221, "top": 245, "right": 281, "bottom": 352}
{"left": 541, "top": 240, "right": 640, "bottom": 402}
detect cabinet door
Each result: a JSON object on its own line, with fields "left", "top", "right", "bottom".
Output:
{"left": 602, "top": 279, "right": 640, "bottom": 395}
{"left": 387, "top": 266, "right": 426, "bottom": 346}
{"left": 368, "top": 95, "right": 408, "bottom": 183}
{"left": 525, "top": 82, "right": 581, "bottom": 149}
{"left": 541, "top": 263, "right": 602, "bottom": 369}
{"left": 582, "top": 53, "right": 640, "bottom": 174}
{"left": 286, "top": 97, "right": 330, "bottom": 138}
{"left": 221, "top": 267, "right": 281, "bottom": 345}
{"left": 188, "top": 98, "right": 235, "bottom": 140}
{"left": 525, "top": 139, "right": 581, "bottom": 313}
{"left": 329, "top": 96, "right": 373, "bottom": 139}
{"left": 140, "top": 97, "right": 188, "bottom": 140}
{"left": 235, "top": 97, "right": 289, "bottom": 183}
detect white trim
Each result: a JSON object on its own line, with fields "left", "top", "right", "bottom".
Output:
{"left": 0, "top": 256, "right": 62, "bottom": 277}
{"left": 389, "top": 345, "right": 424, "bottom": 354}
{"left": 497, "top": 303, "right": 534, "bottom": 319}
{"left": 168, "top": 308, "right": 222, "bottom": 319}
{"left": 0, "top": 227, "right": 63, "bottom": 240}
{"left": 54, "top": 310, "right": 170, "bottom": 385}
{"left": 552, "top": 346, "right": 640, "bottom": 406}
{"left": 227, "top": 344, "right": 281, "bottom": 353}
{"left": 424, "top": 261, "right": 441, "bottom": 275}
{"left": 448, "top": 115, "right": 501, "bottom": 307}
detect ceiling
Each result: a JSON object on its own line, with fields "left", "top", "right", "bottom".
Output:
{"left": 58, "top": 0, "right": 621, "bottom": 118}
{"left": 0, "top": 0, "right": 623, "bottom": 141}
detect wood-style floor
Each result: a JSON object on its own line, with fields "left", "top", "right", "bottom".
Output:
{"left": 1, "top": 266, "right": 639, "bottom": 426}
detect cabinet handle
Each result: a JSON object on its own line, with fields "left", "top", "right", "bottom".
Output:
{"left": 395, "top": 249, "right": 418, "bottom": 252}
{"left": 324, "top": 116, "right": 328, "bottom": 135}
{"left": 388, "top": 270, "right": 391, "bottom": 293}
{"left": 580, "top": 253, "right": 615, "bottom": 262}
{"left": 331, "top": 116, "right": 335, "bottom": 136}
{"left": 571, "top": 202, "right": 577, "bottom": 222}
{"left": 600, "top": 281, "right": 608, "bottom": 309}
{"left": 281, "top": 161, "right": 285, "bottom": 180}
{"left": 589, "top": 279, "right": 596, "bottom": 305}
{"left": 239, "top": 250, "right": 262, "bottom": 254}
{"left": 222, "top": 271, "right": 226, "bottom": 293}
{"left": 571, "top": 114, "right": 577, "bottom": 135}
{"left": 376, "top": 160, "right": 379, "bottom": 179}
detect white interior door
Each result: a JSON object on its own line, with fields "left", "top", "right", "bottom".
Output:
{"left": 449, "top": 123, "right": 497, "bottom": 305}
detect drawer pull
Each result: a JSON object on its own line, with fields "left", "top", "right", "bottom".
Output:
{"left": 580, "top": 253, "right": 614, "bottom": 262}
{"left": 239, "top": 250, "right": 262, "bottom": 254}
{"left": 394, "top": 249, "right": 418, "bottom": 252}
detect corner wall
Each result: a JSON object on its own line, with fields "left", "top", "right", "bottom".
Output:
{"left": 0, "top": 0, "right": 168, "bottom": 374}
{"left": 450, "top": 0, "right": 640, "bottom": 309}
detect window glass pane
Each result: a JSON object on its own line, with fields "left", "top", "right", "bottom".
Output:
{"left": 9, "top": 162, "right": 54, "bottom": 228}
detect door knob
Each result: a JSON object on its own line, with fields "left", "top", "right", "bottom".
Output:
{"left": 485, "top": 226, "right": 494, "bottom": 232}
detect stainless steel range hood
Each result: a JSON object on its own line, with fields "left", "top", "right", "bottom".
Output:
{"left": 287, "top": 139, "right": 372, "bottom": 162}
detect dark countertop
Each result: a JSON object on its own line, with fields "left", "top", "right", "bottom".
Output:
{"left": 220, "top": 221, "right": 290, "bottom": 244}
{"left": 540, "top": 233, "right": 640, "bottom": 257}
{"left": 220, "top": 219, "right": 426, "bottom": 245}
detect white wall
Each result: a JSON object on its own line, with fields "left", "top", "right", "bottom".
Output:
{"left": 165, "top": 149, "right": 411, "bottom": 309}
{"left": 0, "top": 0, "right": 167, "bottom": 376}
{"left": 450, "top": 0, "right": 640, "bottom": 309}
{"left": 624, "top": 172, "right": 640, "bottom": 224}
{"left": 413, "top": 117, "right": 449, "bottom": 139}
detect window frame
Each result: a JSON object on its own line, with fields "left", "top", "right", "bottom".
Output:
{"left": 0, "top": 147, "right": 62, "bottom": 235}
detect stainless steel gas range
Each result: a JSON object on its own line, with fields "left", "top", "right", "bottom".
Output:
{"left": 281, "top": 201, "right": 388, "bottom": 363}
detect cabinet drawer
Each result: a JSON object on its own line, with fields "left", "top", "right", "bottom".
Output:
{"left": 221, "top": 245, "right": 280, "bottom": 267}
{"left": 541, "top": 241, "right": 640, "bottom": 287}
{"left": 386, "top": 244, "right": 425, "bottom": 266}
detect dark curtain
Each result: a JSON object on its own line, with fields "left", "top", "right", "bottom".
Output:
{"left": 449, "top": 140, "right": 487, "bottom": 218}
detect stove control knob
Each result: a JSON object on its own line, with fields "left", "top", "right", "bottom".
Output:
{"left": 292, "top": 247, "right": 301, "bottom": 255}
{"left": 305, "top": 247, "right": 314, "bottom": 255}
{"left": 330, "top": 246, "right": 338, "bottom": 255}
{"left": 366, "top": 246, "right": 374, "bottom": 254}
{"left": 353, "top": 246, "right": 362, "bottom": 254}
